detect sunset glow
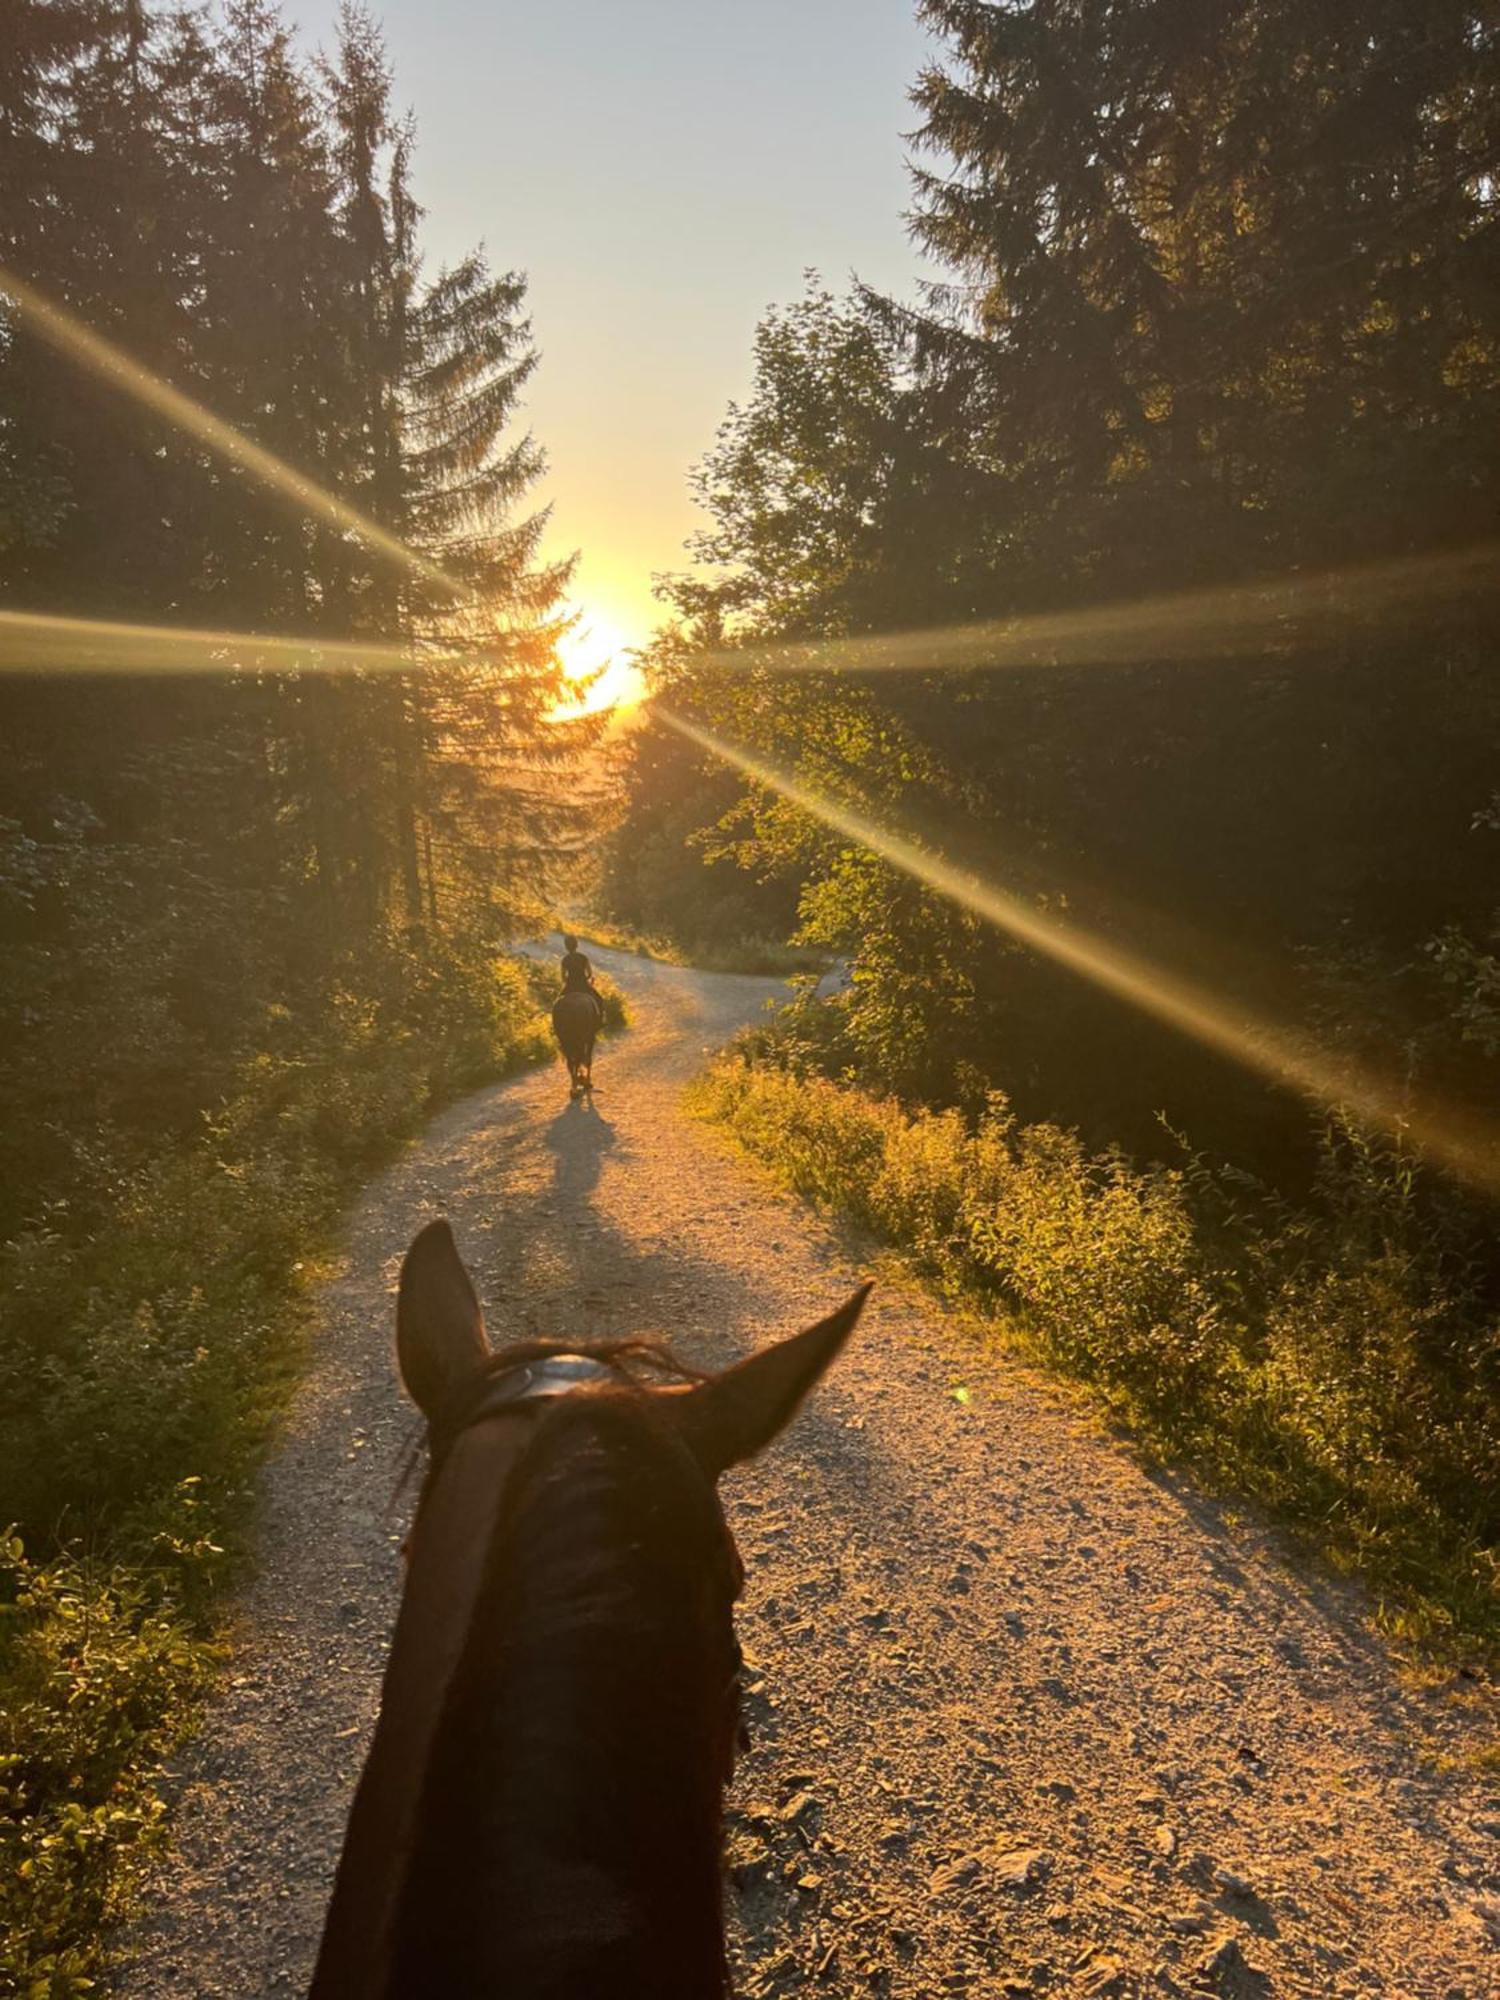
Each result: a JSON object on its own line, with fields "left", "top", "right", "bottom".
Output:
{"left": 552, "top": 612, "right": 645, "bottom": 717}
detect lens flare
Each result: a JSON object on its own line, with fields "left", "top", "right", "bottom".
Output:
{"left": 661, "top": 708, "right": 1499, "bottom": 1195}
{"left": 550, "top": 611, "right": 644, "bottom": 719}
{"left": 693, "top": 542, "right": 1500, "bottom": 681}
{"left": 0, "top": 607, "right": 423, "bottom": 676}
{"left": 0, "top": 261, "right": 463, "bottom": 600}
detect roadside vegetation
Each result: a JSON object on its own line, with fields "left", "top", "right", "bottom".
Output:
{"left": 696, "top": 1043, "right": 1500, "bottom": 1663}
{"left": 0, "top": 945, "right": 602, "bottom": 1992}
{"left": 0, "top": 3, "right": 610, "bottom": 1984}
{"left": 605, "top": 6, "right": 1500, "bottom": 1667}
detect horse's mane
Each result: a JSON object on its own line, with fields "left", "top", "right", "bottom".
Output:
{"left": 388, "top": 1382, "right": 742, "bottom": 1997}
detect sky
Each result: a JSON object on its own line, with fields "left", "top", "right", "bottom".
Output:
{"left": 294, "top": 0, "right": 936, "bottom": 663}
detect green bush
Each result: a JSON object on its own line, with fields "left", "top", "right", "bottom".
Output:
{"left": 0, "top": 1522, "right": 214, "bottom": 1998}
{"left": 695, "top": 1055, "right": 1500, "bottom": 1658}
{"left": 0, "top": 937, "right": 563, "bottom": 1988}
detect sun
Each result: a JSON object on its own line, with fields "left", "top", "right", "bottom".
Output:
{"left": 552, "top": 612, "right": 645, "bottom": 719}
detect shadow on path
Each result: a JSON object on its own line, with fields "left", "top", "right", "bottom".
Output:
{"left": 545, "top": 1096, "right": 619, "bottom": 1202}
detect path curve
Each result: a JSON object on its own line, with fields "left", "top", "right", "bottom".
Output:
{"left": 123, "top": 945, "right": 1497, "bottom": 1998}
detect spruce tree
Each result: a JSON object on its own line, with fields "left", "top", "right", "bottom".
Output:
{"left": 404, "top": 247, "right": 585, "bottom": 927}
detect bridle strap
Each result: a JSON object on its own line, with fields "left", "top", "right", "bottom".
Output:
{"left": 427, "top": 1352, "right": 626, "bottom": 1473}
{"left": 468, "top": 1354, "right": 621, "bottom": 1415}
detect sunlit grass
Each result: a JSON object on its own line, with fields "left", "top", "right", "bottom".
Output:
{"left": 696, "top": 1055, "right": 1500, "bottom": 1663}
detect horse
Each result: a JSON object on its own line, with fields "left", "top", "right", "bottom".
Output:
{"left": 552, "top": 988, "right": 600, "bottom": 1097}
{"left": 311, "top": 1218, "right": 869, "bottom": 2000}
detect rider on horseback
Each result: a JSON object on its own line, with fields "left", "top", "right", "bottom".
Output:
{"left": 559, "top": 934, "right": 605, "bottom": 1025}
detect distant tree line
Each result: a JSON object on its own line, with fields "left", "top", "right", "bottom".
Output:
{"left": 607, "top": 0, "right": 1500, "bottom": 1199}
{"left": 0, "top": 0, "right": 589, "bottom": 1241}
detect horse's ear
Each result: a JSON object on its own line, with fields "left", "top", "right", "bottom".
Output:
{"left": 396, "top": 1219, "right": 489, "bottom": 1421}
{"left": 677, "top": 1284, "right": 872, "bottom": 1478}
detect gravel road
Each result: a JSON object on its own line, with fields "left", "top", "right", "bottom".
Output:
{"left": 121, "top": 945, "right": 1498, "bottom": 1998}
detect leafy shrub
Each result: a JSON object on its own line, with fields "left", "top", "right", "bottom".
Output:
{"left": 696, "top": 1054, "right": 1500, "bottom": 1657}
{"left": 0, "top": 1521, "right": 213, "bottom": 1998}
{"left": 0, "top": 937, "right": 564, "bottom": 1986}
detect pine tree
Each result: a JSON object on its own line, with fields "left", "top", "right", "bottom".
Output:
{"left": 404, "top": 247, "right": 585, "bottom": 928}
{"left": 1, "top": 0, "right": 597, "bottom": 1110}
{"left": 909, "top": 0, "right": 1500, "bottom": 594}
{"left": 0, "top": 0, "right": 107, "bottom": 555}
{"left": 319, "top": 4, "right": 587, "bottom": 933}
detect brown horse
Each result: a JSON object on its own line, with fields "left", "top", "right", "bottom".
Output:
{"left": 552, "top": 988, "right": 601, "bottom": 1097}
{"left": 311, "top": 1219, "right": 869, "bottom": 1999}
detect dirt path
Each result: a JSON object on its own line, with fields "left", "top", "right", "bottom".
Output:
{"left": 122, "top": 945, "right": 1497, "bottom": 1998}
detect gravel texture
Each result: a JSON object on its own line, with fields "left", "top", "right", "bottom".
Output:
{"left": 120, "top": 945, "right": 1499, "bottom": 1998}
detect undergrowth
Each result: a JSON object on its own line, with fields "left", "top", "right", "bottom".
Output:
{"left": 694, "top": 1054, "right": 1500, "bottom": 1666}
{"left": 0, "top": 942, "right": 622, "bottom": 1994}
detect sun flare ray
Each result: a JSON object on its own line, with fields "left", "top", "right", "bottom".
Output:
{"left": 661, "top": 708, "right": 1500, "bottom": 1195}
{"left": 691, "top": 541, "right": 1500, "bottom": 682}
{"left": 0, "top": 261, "right": 463, "bottom": 601}
{"left": 0, "top": 607, "right": 435, "bottom": 676}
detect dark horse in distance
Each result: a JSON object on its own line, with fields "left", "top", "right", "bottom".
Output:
{"left": 551, "top": 987, "right": 600, "bottom": 1097}
{"left": 311, "top": 1219, "right": 869, "bottom": 1999}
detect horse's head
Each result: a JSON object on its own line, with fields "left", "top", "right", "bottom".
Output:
{"left": 313, "top": 1218, "right": 869, "bottom": 2000}
{"left": 397, "top": 1215, "right": 869, "bottom": 1484}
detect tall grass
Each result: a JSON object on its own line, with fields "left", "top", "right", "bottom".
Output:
{"left": 0, "top": 945, "right": 621, "bottom": 1993}
{"left": 696, "top": 1055, "right": 1500, "bottom": 1661}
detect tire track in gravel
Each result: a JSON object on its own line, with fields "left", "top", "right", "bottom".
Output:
{"left": 122, "top": 944, "right": 1498, "bottom": 1998}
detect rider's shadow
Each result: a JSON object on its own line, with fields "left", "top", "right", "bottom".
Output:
{"left": 545, "top": 1097, "right": 619, "bottom": 1204}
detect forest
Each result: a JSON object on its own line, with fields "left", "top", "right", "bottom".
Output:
{"left": 2, "top": 0, "right": 1499, "bottom": 1989}
{"left": 0, "top": 1, "right": 609, "bottom": 1982}
{"left": 603, "top": 2, "right": 1500, "bottom": 1644}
